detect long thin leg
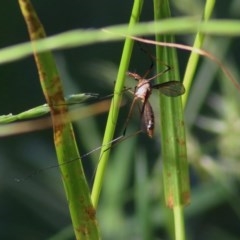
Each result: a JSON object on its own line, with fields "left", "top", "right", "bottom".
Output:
{"left": 137, "top": 42, "right": 172, "bottom": 83}
{"left": 138, "top": 42, "right": 154, "bottom": 79}
{"left": 144, "top": 65, "right": 171, "bottom": 82}
{"left": 122, "top": 97, "right": 139, "bottom": 136}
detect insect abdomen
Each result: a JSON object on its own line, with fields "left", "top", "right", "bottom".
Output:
{"left": 142, "top": 101, "right": 154, "bottom": 138}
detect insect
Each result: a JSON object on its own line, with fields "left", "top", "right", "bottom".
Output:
{"left": 12, "top": 46, "right": 185, "bottom": 181}
{"left": 122, "top": 52, "right": 185, "bottom": 138}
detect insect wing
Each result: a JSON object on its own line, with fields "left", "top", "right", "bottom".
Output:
{"left": 153, "top": 81, "right": 185, "bottom": 97}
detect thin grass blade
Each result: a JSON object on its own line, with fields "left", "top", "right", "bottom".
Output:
{"left": 91, "top": 0, "right": 144, "bottom": 208}
{"left": 182, "top": 0, "right": 216, "bottom": 108}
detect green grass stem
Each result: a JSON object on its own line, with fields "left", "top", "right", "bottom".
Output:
{"left": 91, "top": 0, "right": 144, "bottom": 208}
{"left": 154, "top": 0, "right": 189, "bottom": 239}
{"left": 182, "top": 0, "right": 216, "bottom": 108}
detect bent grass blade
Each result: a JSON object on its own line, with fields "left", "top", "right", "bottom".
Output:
{"left": 129, "top": 36, "right": 240, "bottom": 96}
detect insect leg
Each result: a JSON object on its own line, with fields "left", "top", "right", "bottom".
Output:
{"left": 122, "top": 97, "right": 139, "bottom": 136}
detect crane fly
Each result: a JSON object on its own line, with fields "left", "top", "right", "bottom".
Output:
{"left": 13, "top": 47, "right": 185, "bottom": 181}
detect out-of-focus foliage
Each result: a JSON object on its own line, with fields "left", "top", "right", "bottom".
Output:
{"left": 1, "top": 1, "right": 240, "bottom": 239}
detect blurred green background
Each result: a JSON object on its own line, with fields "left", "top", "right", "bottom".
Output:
{"left": 1, "top": 1, "right": 240, "bottom": 239}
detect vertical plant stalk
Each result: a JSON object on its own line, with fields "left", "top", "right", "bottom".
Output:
{"left": 182, "top": 0, "right": 216, "bottom": 108}
{"left": 18, "top": 1, "right": 99, "bottom": 239}
{"left": 153, "top": 0, "right": 189, "bottom": 240}
{"left": 91, "top": 0, "right": 144, "bottom": 207}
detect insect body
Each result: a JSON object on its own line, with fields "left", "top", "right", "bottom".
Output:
{"left": 127, "top": 72, "right": 154, "bottom": 137}
{"left": 126, "top": 71, "right": 185, "bottom": 137}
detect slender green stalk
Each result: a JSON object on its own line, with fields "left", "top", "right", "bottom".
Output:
{"left": 18, "top": 1, "right": 99, "bottom": 239}
{"left": 91, "top": 0, "right": 144, "bottom": 208}
{"left": 154, "top": 0, "right": 189, "bottom": 239}
{"left": 173, "top": 206, "right": 185, "bottom": 240}
{"left": 182, "top": 0, "right": 216, "bottom": 108}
